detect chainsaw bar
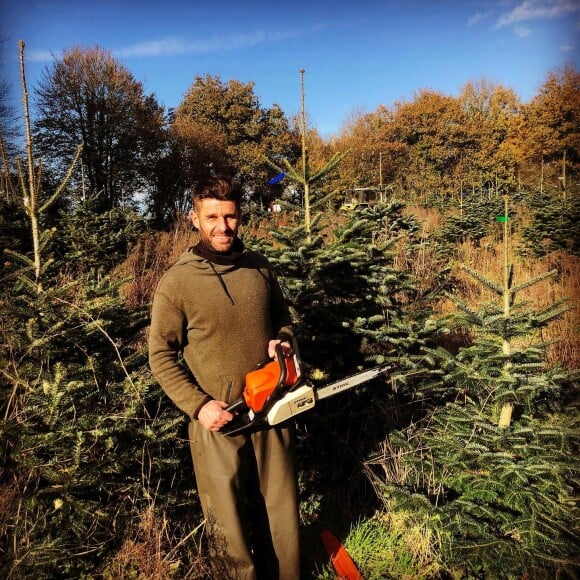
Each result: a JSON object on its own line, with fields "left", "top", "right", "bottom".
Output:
{"left": 316, "top": 363, "right": 393, "bottom": 401}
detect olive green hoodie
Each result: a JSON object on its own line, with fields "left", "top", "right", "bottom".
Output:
{"left": 148, "top": 244, "right": 293, "bottom": 420}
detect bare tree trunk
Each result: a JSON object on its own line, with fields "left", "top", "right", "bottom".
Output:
{"left": 300, "top": 69, "right": 311, "bottom": 242}
{"left": 498, "top": 194, "right": 513, "bottom": 429}
{"left": 19, "top": 40, "right": 42, "bottom": 290}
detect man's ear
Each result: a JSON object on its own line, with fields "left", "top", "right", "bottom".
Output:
{"left": 189, "top": 209, "right": 199, "bottom": 230}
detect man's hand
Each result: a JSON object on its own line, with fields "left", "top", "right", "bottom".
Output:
{"left": 198, "top": 400, "right": 234, "bottom": 432}
{"left": 268, "top": 339, "right": 292, "bottom": 359}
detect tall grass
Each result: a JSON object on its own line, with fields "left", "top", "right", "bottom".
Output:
{"left": 316, "top": 510, "right": 443, "bottom": 580}
{"left": 115, "top": 216, "right": 197, "bottom": 309}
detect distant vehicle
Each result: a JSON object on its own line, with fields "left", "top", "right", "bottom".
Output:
{"left": 340, "top": 187, "right": 381, "bottom": 211}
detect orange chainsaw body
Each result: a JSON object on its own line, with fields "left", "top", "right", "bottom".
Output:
{"left": 243, "top": 355, "right": 300, "bottom": 413}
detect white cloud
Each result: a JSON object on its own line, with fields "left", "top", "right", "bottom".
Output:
{"left": 115, "top": 28, "right": 305, "bottom": 59}
{"left": 116, "top": 33, "right": 261, "bottom": 58}
{"left": 515, "top": 25, "right": 532, "bottom": 36}
{"left": 24, "top": 28, "right": 305, "bottom": 63}
{"left": 26, "top": 49, "right": 53, "bottom": 62}
{"left": 468, "top": 9, "right": 495, "bottom": 26}
{"left": 496, "top": 0, "right": 580, "bottom": 28}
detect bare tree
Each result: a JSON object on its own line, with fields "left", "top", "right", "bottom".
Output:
{"left": 34, "top": 45, "right": 164, "bottom": 211}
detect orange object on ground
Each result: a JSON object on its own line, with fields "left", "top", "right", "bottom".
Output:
{"left": 320, "top": 529, "right": 363, "bottom": 580}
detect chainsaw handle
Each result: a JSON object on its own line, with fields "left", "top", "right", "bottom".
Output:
{"left": 273, "top": 342, "right": 287, "bottom": 388}
{"left": 224, "top": 398, "right": 246, "bottom": 414}
{"left": 223, "top": 343, "right": 287, "bottom": 415}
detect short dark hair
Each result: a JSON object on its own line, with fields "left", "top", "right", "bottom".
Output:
{"left": 192, "top": 176, "right": 242, "bottom": 208}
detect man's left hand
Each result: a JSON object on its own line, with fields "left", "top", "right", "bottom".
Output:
{"left": 268, "top": 339, "right": 292, "bottom": 359}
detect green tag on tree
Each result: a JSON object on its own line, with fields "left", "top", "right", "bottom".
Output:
{"left": 495, "top": 216, "right": 508, "bottom": 222}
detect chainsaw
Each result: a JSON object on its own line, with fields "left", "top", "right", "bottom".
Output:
{"left": 221, "top": 343, "right": 393, "bottom": 436}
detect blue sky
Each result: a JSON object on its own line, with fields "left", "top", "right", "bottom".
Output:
{"left": 2, "top": 0, "right": 578, "bottom": 137}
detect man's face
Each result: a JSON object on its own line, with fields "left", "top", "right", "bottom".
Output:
{"left": 190, "top": 198, "right": 241, "bottom": 253}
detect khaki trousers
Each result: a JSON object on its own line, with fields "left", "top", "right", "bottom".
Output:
{"left": 189, "top": 422, "right": 300, "bottom": 580}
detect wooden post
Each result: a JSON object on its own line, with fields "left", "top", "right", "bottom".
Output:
{"left": 562, "top": 148, "right": 567, "bottom": 201}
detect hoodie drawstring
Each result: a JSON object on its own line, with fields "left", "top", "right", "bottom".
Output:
{"left": 208, "top": 262, "right": 235, "bottom": 305}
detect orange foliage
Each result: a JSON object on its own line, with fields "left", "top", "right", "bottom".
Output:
{"left": 331, "top": 66, "right": 578, "bottom": 198}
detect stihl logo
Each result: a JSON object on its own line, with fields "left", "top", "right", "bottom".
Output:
{"left": 329, "top": 380, "right": 351, "bottom": 393}
{"left": 294, "top": 396, "right": 314, "bottom": 408}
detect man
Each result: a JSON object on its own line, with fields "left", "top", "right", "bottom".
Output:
{"left": 148, "top": 176, "right": 300, "bottom": 579}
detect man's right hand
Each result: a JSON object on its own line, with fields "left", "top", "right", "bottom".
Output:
{"left": 197, "top": 400, "right": 234, "bottom": 432}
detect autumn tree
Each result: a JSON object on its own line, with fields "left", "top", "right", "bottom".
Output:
{"left": 146, "top": 111, "right": 229, "bottom": 227}
{"left": 458, "top": 79, "right": 521, "bottom": 193}
{"left": 34, "top": 46, "right": 165, "bottom": 212}
{"left": 333, "top": 105, "right": 409, "bottom": 196}
{"left": 525, "top": 63, "right": 579, "bottom": 196}
{"left": 174, "top": 74, "right": 298, "bottom": 207}
{"left": 390, "top": 89, "right": 467, "bottom": 197}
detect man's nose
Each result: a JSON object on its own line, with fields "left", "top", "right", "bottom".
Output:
{"left": 216, "top": 216, "right": 229, "bottom": 231}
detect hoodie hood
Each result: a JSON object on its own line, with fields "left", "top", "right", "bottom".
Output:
{"left": 192, "top": 237, "right": 245, "bottom": 265}
{"left": 170, "top": 239, "right": 254, "bottom": 305}
{"left": 172, "top": 248, "right": 236, "bottom": 272}
{"left": 173, "top": 237, "right": 246, "bottom": 268}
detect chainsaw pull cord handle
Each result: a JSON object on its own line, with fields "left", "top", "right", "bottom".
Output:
{"left": 223, "top": 343, "right": 287, "bottom": 414}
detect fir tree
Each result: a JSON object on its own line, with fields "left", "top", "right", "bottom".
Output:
{"left": 1, "top": 46, "right": 202, "bottom": 577}
{"left": 369, "top": 195, "right": 579, "bottom": 578}
{"left": 0, "top": 228, "right": 197, "bottom": 577}
{"left": 520, "top": 189, "right": 580, "bottom": 257}
{"left": 246, "top": 196, "right": 449, "bottom": 553}
{"left": 266, "top": 69, "right": 346, "bottom": 242}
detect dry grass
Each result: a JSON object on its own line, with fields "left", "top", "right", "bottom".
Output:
{"left": 115, "top": 217, "right": 198, "bottom": 308}
{"left": 393, "top": 235, "right": 449, "bottom": 307}
{"left": 404, "top": 203, "right": 444, "bottom": 238}
{"left": 104, "top": 506, "right": 209, "bottom": 579}
{"left": 364, "top": 437, "right": 447, "bottom": 507}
